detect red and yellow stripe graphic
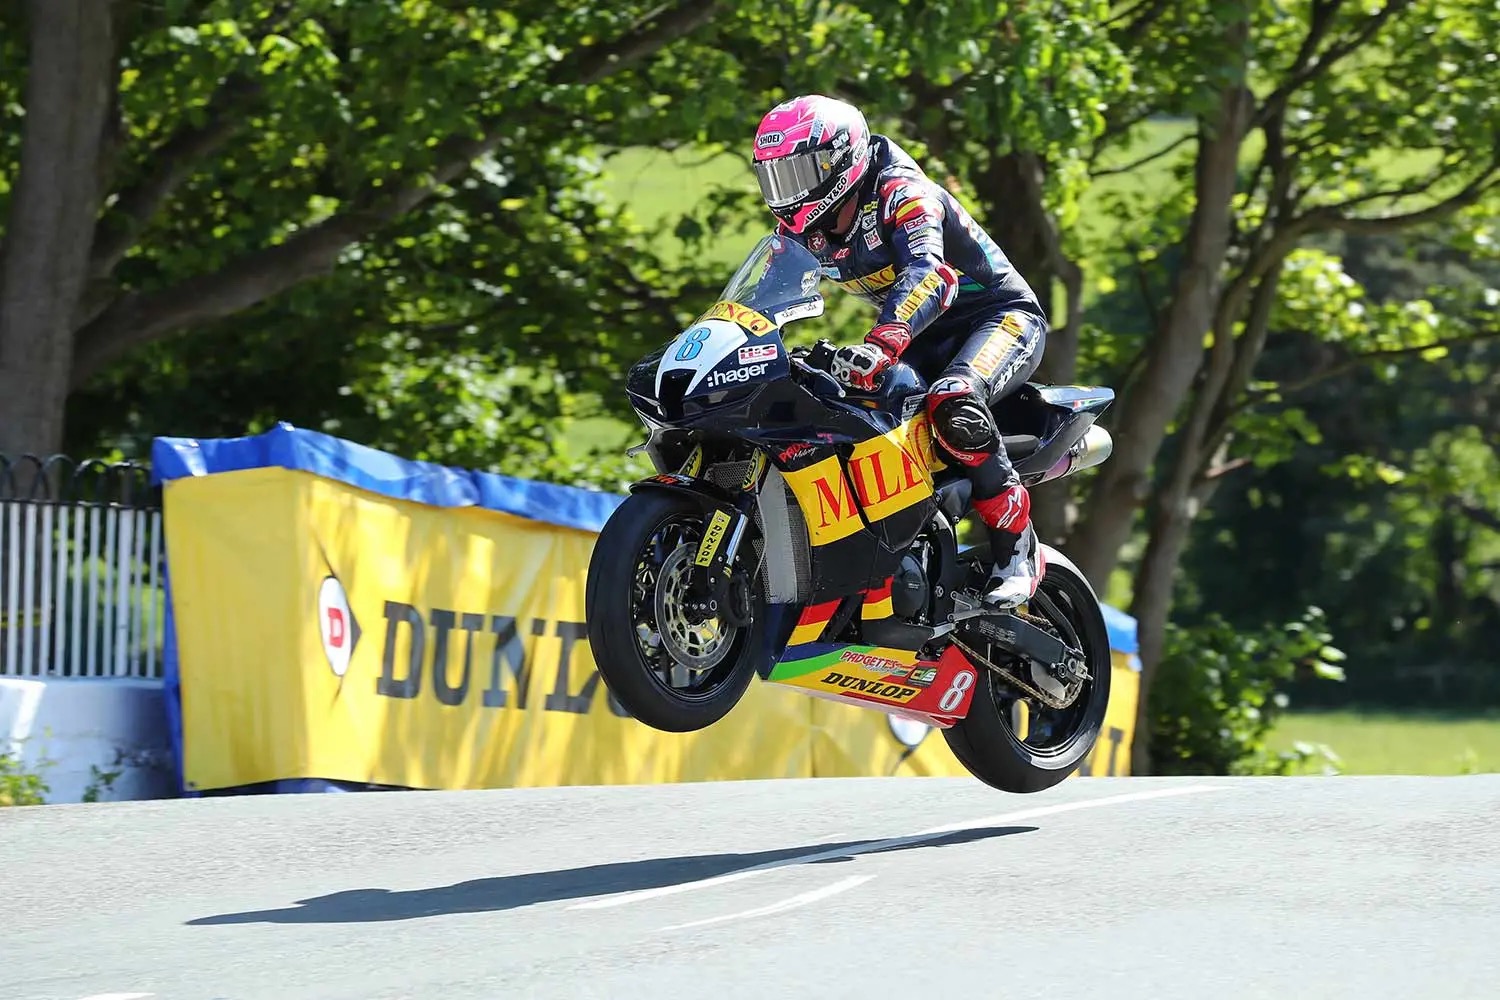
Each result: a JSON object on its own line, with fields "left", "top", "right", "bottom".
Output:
{"left": 890, "top": 200, "right": 932, "bottom": 226}
{"left": 860, "top": 577, "right": 894, "bottom": 621}
{"left": 790, "top": 598, "right": 842, "bottom": 645}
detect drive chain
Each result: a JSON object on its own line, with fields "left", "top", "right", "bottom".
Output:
{"left": 950, "top": 634, "right": 1079, "bottom": 711}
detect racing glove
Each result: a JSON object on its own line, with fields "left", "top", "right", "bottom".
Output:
{"left": 831, "top": 322, "right": 911, "bottom": 392}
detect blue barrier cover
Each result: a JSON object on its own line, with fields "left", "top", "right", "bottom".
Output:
{"left": 151, "top": 422, "right": 623, "bottom": 534}
{"left": 1099, "top": 603, "right": 1138, "bottom": 656}
{"left": 150, "top": 422, "right": 1141, "bottom": 794}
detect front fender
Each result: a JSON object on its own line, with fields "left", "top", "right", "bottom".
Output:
{"left": 627, "top": 473, "right": 739, "bottom": 510}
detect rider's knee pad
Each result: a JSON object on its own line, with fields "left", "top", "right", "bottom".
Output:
{"left": 926, "top": 374, "right": 999, "bottom": 465}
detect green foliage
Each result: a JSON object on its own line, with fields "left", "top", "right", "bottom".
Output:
{"left": 1065, "top": 2, "right": 1500, "bottom": 780}
{"left": 1148, "top": 606, "right": 1347, "bottom": 776}
{"left": 0, "top": 0, "right": 757, "bottom": 467}
{"left": 42, "top": 0, "right": 1147, "bottom": 487}
{"left": 1178, "top": 229, "right": 1500, "bottom": 710}
{"left": 82, "top": 758, "right": 124, "bottom": 804}
{"left": 0, "top": 748, "right": 49, "bottom": 807}
{"left": 65, "top": 95, "right": 722, "bottom": 487}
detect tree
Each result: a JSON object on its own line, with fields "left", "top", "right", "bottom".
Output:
{"left": 1178, "top": 233, "right": 1500, "bottom": 708}
{"left": 65, "top": 138, "right": 721, "bottom": 491}
{"left": 11, "top": 1, "right": 1497, "bottom": 778}
{"left": 0, "top": 0, "right": 726, "bottom": 458}
{"left": 45, "top": 0, "right": 1136, "bottom": 483}
{"left": 1041, "top": 0, "right": 1500, "bottom": 770}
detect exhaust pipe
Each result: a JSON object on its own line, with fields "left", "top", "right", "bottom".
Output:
{"left": 1038, "top": 424, "right": 1113, "bottom": 483}
{"left": 1068, "top": 424, "right": 1113, "bottom": 474}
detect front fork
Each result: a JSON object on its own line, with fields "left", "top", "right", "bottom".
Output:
{"left": 679, "top": 445, "right": 767, "bottom": 627}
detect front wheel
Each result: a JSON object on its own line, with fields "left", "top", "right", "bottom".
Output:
{"left": 584, "top": 488, "right": 765, "bottom": 733}
{"left": 942, "top": 547, "right": 1113, "bottom": 793}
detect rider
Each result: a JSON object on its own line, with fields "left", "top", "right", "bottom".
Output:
{"left": 751, "top": 93, "right": 1048, "bottom": 608}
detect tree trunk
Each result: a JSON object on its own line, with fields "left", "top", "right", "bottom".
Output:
{"left": 0, "top": 0, "right": 117, "bottom": 458}
{"left": 1031, "top": 256, "right": 1086, "bottom": 544}
{"left": 1128, "top": 461, "right": 1222, "bottom": 773}
{"left": 980, "top": 153, "right": 1056, "bottom": 318}
{"left": 1126, "top": 260, "right": 1283, "bottom": 772}
{"left": 1063, "top": 39, "right": 1253, "bottom": 592}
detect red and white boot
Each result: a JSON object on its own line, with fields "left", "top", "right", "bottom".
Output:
{"left": 974, "top": 483, "right": 1041, "bottom": 610}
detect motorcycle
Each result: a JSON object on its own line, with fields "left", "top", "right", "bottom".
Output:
{"left": 584, "top": 232, "right": 1117, "bottom": 793}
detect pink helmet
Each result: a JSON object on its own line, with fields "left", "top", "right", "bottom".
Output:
{"left": 751, "top": 94, "right": 872, "bottom": 234}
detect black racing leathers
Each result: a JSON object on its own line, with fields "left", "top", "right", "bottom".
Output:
{"left": 778, "top": 134, "right": 1046, "bottom": 364}
{"left": 775, "top": 135, "right": 1048, "bottom": 509}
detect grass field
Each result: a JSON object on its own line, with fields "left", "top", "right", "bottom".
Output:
{"left": 1267, "top": 710, "right": 1500, "bottom": 776}
{"left": 593, "top": 119, "right": 1199, "bottom": 272}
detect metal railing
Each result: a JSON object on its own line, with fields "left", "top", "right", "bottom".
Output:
{"left": 0, "top": 454, "right": 165, "bottom": 679}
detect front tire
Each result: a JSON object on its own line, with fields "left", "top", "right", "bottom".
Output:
{"left": 584, "top": 488, "right": 765, "bottom": 733}
{"left": 942, "top": 547, "right": 1113, "bottom": 793}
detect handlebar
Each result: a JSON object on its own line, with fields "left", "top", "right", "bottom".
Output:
{"left": 789, "top": 339, "right": 845, "bottom": 398}
{"left": 791, "top": 356, "right": 846, "bottom": 398}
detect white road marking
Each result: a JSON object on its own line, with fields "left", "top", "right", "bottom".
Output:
{"left": 77, "top": 993, "right": 154, "bottom": 1000}
{"left": 913, "top": 783, "right": 1226, "bottom": 836}
{"left": 657, "top": 875, "right": 875, "bottom": 931}
{"left": 568, "top": 783, "right": 1222, "bottom": 911}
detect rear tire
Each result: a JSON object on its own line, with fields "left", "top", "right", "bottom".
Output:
{"left": 942, "top": 548, "right": 1112, "bottom": 793}
{"left": 584, "top": 488, "right": 764, "bottom": 733}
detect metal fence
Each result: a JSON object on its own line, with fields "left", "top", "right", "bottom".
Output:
{"left": 0, "top": 454, "right": 165, "bottom": 679}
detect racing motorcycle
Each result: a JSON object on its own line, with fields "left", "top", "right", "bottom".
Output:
{"left": 584, "top": 232, "right": 1116, "bottom": 793}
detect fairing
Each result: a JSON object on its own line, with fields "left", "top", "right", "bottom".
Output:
{"left": 619, "top": 232, "right": 1114, "bottom": 728}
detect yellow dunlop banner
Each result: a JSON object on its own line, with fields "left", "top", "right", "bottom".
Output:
{"left": 162, "top": 464, "right": 1140, "bottom": 793}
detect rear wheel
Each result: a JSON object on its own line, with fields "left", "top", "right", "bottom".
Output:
{"left": 942, "top": 547, "right": 1112, "bottom": 793}
{"left": 584, "top": 488, "right": 764, "bottom": 733}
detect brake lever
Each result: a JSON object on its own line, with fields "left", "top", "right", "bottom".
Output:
{"left": 791, "top": 357, "right": 846, "bottom": 398}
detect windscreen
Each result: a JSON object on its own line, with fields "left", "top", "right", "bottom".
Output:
{"left": 715, "top": 233, "right": 826, "bottom": 320}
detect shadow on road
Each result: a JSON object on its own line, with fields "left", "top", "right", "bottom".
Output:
{"left": 186, "top": 824, "right": 1036, "bottom": 925}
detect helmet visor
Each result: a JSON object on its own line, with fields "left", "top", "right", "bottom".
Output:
{"left": 753, "top": 149, "right": 841, "bottom": 209}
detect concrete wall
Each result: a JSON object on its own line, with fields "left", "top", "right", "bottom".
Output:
{"left": 0, "top": 678, "right": 176, "bottom": 803}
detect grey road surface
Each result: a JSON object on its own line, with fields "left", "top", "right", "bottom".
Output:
{"left": 3, "top": 774, "right": 1499, "bottom": 1000}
